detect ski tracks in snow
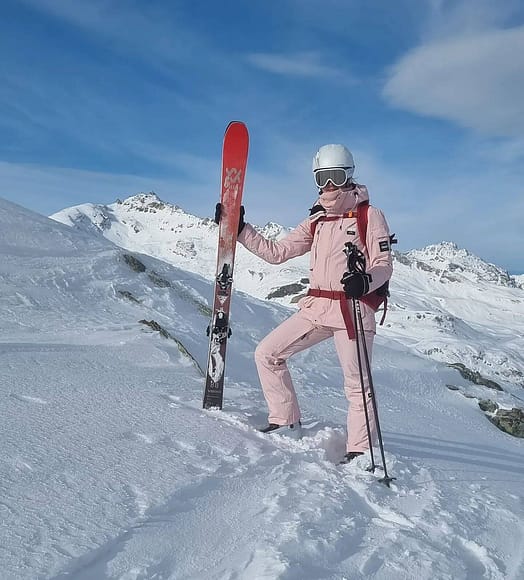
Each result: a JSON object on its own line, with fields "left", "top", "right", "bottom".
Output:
{"left": 49, "top": 390, "right": 515, "bottom": 580}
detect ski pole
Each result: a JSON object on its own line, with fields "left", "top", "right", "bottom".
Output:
{"left": 351, "top": 295, "right": 377, "bottom": 472}
{"left": 353, "top": 296, "right": 395, "bottom": 487}
{"left": 343, "top": 242, "right": 395, "bottom": 487}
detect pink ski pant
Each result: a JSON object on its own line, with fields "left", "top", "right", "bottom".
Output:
{"left": 255, "top": 311, "right": 376, "bottom": 452}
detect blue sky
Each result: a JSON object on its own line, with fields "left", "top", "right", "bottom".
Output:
{"left": 1, "top": 0, "right": 524, "bottom": 272}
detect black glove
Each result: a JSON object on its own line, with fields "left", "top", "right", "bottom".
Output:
{"left": 309, "top": 203, "right": 326, "bottom": 222}
{"left": 214, "top": 203, "right": 245, "bottom": 235}
{"left": 309, "top": 203, "right": 325, "bottom": 216}
{"left": 341, "top": 271, "right": 372, "bottom": 298}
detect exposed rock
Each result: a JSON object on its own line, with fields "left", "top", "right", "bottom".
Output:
{"left": 448, "top": 363, "right": 503, "bottom": 391}
{"left": 489, "top": 408, "right": 524, "bottom": 438}
{"left": 123, "top": 253, "right": 146, "bottom": 273}
{"left": 139, "top": 319, "right": 170, "bottom": 338}
{"left": 174, "top": 240, "right": 197, "bottom": 258}
{"left": 118, "top": 290, "right": 141, "bottom": 303}
{"left": 447, "top": 392, "right": 523, "bottom": 438}
{"left": 148, "top": 271, "right": 172, "bottom": 288}
{"left": 267, "top": 282, "right": 306, "bottom": 300}
{"left": 122, "top": 192, "right": 166, "bottom": 213}
{"left": 139, "top": 319, "right": 204, "bottom": 376}
{"left": 171, "top": 282, "right": 212, "bottom": 317}
{"left": 425, "top": 347, "right": 444, "bottom": 356}
{"left": 478, "top": 399, "right": 498, "bottom": 413}
{"left": 393, "top": 252, "right": 411, "bottom": 266}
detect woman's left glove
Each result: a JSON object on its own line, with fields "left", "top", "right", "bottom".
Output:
{"left": 341, "top": 271, "right": 372, "bottom": 298}
{"left": 309, "top": 203, "right": 326, "bottom": 223}
{"left": 214, "top": 203, "right": 245, "bottom": 235}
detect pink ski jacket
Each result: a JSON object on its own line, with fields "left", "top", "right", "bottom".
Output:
{"left": 237, "top": 184, "right": 393, "bottom": 333}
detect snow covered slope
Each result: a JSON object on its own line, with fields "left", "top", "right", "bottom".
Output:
{"left": 52, "top": 193, "right": 524, "bottom": 391}
{"left": 2, "top": 196, "right": 524, "bottom": 579}
{"left": 387, "top": 247, "right": 524, "bottom": 391}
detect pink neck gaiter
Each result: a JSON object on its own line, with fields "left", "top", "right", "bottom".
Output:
{"left": 319, "top": 187, "right": 357, "bottom": 213}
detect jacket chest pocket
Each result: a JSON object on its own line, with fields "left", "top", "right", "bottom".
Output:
{"left": 344, "top": 218, "right": 358, "bottom": 240}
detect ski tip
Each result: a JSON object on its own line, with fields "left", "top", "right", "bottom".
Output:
{"left": 225, "top": 120, "right": 248, "bottom": 135}
{"left": 223, "top": 121, "right": 249, "bottom": 153}
{"left": 227, "top": 120, "right": 247, "bottom": 128}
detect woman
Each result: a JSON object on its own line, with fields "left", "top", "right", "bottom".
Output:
{"left": 237, "top": 144, "right": 393, "bottom": 463}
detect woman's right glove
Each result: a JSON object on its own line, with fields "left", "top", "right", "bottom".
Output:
{"left": 341, "top": 271, "right": 372, "bottom": 298}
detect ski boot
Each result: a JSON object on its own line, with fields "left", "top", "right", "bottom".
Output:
{"left": 259, "top": 422, "right": 302, "bottom": 439}
{"left": 339, "top": 451, "right": 364, "bottom": 465}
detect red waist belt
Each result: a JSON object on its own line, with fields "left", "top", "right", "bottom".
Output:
{"left": 307, "top": 289, "right": 356, "bottom": 339}
{"left": 306, "top": 289, "right": 384, "bottom": 339}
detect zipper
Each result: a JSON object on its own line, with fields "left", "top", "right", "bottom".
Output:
{"left": 312, "top": 222, "right": 321, "bottom": 268}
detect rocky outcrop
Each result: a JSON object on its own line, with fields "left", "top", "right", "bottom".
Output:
{"left": 123, "top": 253, "right": 146, "bottom": 273}
{"left": 118, "top": 290, "right": 141, "bottom": 303}
{"left": 148, "top": 271, "right": 172, "bottom": 288}
{"left": 448, "top": 363, "right": 503, "bottom": 391}
{"left": 267, "top": 282, "right": 307, "bottom": 300}
{"left": 477, "top": 399, "right": 524, "bottom": 438}
{"left": 490, "top": 407, "right": 524, "bottom": 438}
{"left": 139, "top": 319, "right": 204, "bottom": 376}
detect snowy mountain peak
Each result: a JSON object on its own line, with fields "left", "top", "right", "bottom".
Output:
{"left": 256, "top": 221, "right": 290, "bottom": 240}
{"left": 51, "top": 194, "right": 213, "bottom": 237}
{"left": 405, "top": 241, "right": 516, "bottom": 287}
{"left": 117, "top": 192, "right": 180, "bottom": 213}
{"left": 411, "top": 241, "right": 465, "bottom": 260}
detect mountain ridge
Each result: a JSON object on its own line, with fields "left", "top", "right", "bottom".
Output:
{"left": 51, "top": 192, "right": 519, "bottom": 290}
{"left": 51, "top": 193, "right": 524, "bottom": 390}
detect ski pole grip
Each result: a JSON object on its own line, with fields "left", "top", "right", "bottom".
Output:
{"left": 344, "top": 242, "right": 366, "bottom": 274}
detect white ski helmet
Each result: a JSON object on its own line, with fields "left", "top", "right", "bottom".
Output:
{"left": 312, "top": 144, "right": 355, "bottom": 190}
{"left": 312, "top": 144, "right": 354, "bottom": 188}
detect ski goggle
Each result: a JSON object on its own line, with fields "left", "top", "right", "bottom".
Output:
{"left": 313, "top": 167, "right": 353, "bottom": 189}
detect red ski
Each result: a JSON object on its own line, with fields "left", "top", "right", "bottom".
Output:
{"left": 203, "top": 121, "right": 249, "bottom": 409}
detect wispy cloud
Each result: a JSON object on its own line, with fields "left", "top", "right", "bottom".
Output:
{"left": 383, "top": 25, "right": 524, "bottom": 137}
{"left": 246, "top": 51, "right": 356, "bottom": 84}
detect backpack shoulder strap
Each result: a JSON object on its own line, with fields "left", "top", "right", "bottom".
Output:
{"left": 310, "top": 201, "right": 370, "bottom": 243}
{"left": 356, "top": 200, "right": 369, "bottom": 249}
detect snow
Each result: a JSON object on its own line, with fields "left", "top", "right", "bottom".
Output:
{"left": 3, "top": 195, "right": 524, "bottom": 579}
